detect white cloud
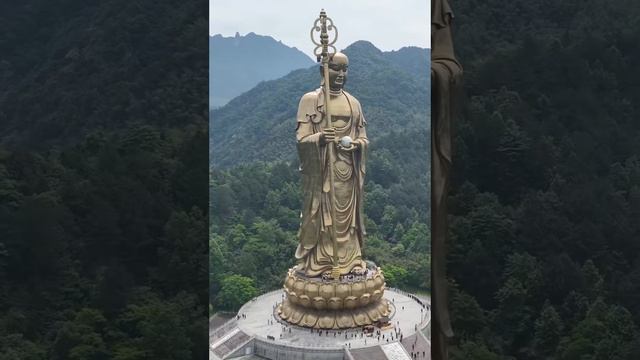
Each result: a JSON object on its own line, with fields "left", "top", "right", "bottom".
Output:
{"left": 210, "top": 0, "right": 430, "bottom": 55}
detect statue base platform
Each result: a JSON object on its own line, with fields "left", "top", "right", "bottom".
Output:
{"left": 277, "top": 266, "right": 391, "bottom": 329}
{"left": 210, "top": 289, "right": 431, "bottom": 359}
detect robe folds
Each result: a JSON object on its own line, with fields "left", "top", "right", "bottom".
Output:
{"left": 295, "top": 88, "right": 369, "bottom": 277}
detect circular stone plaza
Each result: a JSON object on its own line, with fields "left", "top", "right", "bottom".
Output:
{"left": 210, "top": 288, "right": 431, "bottom": 360}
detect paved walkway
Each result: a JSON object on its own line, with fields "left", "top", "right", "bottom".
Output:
{"left": 401, "top": 332, "right": 431, "bottom": 360}
{"left": 234, "top": 289, "right": 431, "bottom": 350}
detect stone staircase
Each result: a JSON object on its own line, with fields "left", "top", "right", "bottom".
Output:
{"left": 210, "top": 327, "right": 252, "bottom": 360}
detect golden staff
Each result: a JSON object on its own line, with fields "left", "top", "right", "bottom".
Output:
{"left": 310, "top": 9, "right": 340, "bottom": 280}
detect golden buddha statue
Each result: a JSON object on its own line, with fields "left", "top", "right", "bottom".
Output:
{"left": 278, "top": 11, "right": 390, "bottom": 330}
{"left": 294, "top": 52, "right": 369, "bottom": 278}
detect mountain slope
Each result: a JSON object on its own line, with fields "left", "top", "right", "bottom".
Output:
{"left": 383, "top": 46, "right": 430, "bottom": 84}
{"left": 210, "top": 41, "right": 430, "bottom": 168}
{"left": 210, "top": 32, "right": 315, "bottom": 108}
{"left": 0, "top": 0, "right": 208, "bottom": 149}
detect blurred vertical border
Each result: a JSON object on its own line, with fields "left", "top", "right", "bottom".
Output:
{"left": 443, "top": 0, "right": 640, "bottom": 359}
{"left": 0, "top": 0, "right": 209, "bottom": 358}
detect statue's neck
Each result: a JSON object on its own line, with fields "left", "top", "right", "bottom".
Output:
{"left": 329, "top": 88, "right": 343, "bottom": 97}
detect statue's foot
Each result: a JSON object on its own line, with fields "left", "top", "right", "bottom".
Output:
{"left": 351, "top": 266, "right": 366, "bottom": 276}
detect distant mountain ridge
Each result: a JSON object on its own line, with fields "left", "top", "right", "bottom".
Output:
{"left": 210, "top": 32, "right": 315, "bottom": 108}
{"left": 210, "top": 40, "right": 430, "bottom": 168}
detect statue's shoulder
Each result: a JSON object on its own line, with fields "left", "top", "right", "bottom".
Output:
{"left": 297, "top": 90, "right": 321, "bottom": 120}
{"left": 343, "top": 90, "right": 361, "bottom": 107}
{"left": 299, "top": 88, "right": 322, "bottom": 103}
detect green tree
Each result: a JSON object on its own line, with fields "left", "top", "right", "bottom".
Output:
{"left": 401, "top": 222, "right": 430, "bottom": 252}
{"left": 113, "top": 293, "right": 200, "bottom": 360}
{"left": 157, "top": 208, "right": 208, "bottom": 300}
{"left": 0, "top": 334, "right": 46, "bottom": 360}
{"left": 452, "top": 340, "right": 500, "bottom": 360}
{"left": 380, "top": 205, "right": 399, "bottom": 238}
{"left": 382, "top": 264, "right": 408, "bottom": 288}
{"left": 581, "top": 260, "right": 604, "bottom": 303}
{"left": 557, "top": 299, "right": 637, "bottom": 360}
{"left": 494, "top": 253, "right": 543, "bottom": 351}
{"left": 51, "top": 308, "right": 109, "bottom": 360}
{"left": 216, "top": 274, "right": 258, "bottom": 311}
{"left": 450, "top": 284, "right": 487, "bottom": 340}
{"left": 534, "top": 301, "right": 564, "bottom": 356}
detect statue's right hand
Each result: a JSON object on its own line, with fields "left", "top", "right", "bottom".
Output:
{"left": 320, "top": 127, "right": 336, "bottom": 144}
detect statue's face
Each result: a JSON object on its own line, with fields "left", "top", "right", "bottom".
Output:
{"left": 325, "top": 52, "right": 348, "bottom": 91}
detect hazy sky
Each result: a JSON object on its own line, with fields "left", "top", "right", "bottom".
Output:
{"left": 210, "top": 0, "right": 430, "bottom": 57}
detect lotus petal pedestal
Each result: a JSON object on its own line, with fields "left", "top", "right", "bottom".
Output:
{"left": 277, "top": 267, "right": 391, "bottom": 329}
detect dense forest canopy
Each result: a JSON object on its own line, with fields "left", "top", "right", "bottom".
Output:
{"left": 0, "top": 0, "right": 208, "bottom": 358}
{"left": 447, "top": 0, "right": 640, "bottom": 358}
{"left": 209, "top": 41, "right": 433, "bottom": 312}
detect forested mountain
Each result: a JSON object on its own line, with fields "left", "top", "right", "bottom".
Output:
{"left": 209, "top": 42, "right": 432, "bottom": 312}
{"left": 210, "top": 41, "right": 430, "bottom": 168}
{"left": 447, "top": 0, "right": 640, "bottom": 358}
{"left": 209, "top": 33, "right": 315, "bottom": 108}
{"left": 382, "top": 46, "right": 431, "bottom": 84}
{"left": 0, "top": 1, "right": 208, "bottom": 150}
{"left": 0, "top": 0, "right": 208, "bottom": 358}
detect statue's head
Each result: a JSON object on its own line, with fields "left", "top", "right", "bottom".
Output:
{"left": 320, "top": 52, "right": 349, "bottom": 91}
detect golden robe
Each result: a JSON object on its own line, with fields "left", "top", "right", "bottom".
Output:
{"left": 295, "top": 88, "right": 368, "bottom": 277}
